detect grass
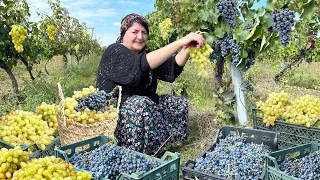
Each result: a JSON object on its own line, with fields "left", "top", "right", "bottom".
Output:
{"left": 1, "top": 53, "right": 320, "bottom": 166}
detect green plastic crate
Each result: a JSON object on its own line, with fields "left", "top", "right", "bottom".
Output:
{"left": 265, "top": 143, "right": 320, "bottom": 180}
{"left": 55, "top": 135, "right": 180, "bottom": 180}
{"left": 252, "top": 108, "right": 320, "bottom": 149}
{"left": 29, "top": 136, "right": 61, "bottom": 158}
{"left": 0, "top": 139, "right": 39, "bottom": 157}
{"left": 182, "top": 125, "right": 278, "bottom": 180}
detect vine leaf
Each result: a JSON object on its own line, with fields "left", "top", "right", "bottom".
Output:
{"left": 245, "top": 19, "right": 260, "bottom": 40}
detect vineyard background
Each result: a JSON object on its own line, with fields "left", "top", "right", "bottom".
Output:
{"left": 1, "top": 53, "right": 320, "bottom": 162}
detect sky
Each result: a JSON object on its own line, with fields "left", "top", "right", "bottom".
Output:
{"left": 27, "top": 0, "right": 267, "bottom": 47}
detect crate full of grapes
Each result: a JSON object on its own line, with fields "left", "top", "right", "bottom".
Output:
{"left": 253, "top": 108, "right": 320, "bottom": 149}
{"left": 181, "top": 125, "right": 278, "bottom": 180}
{"left": 265, "top": 143, "right": 320, "bottom": 180}
{"left": 55, "top": 135, "right": 180, "bottom": 180}
{"left": 252, "top": 92, "right": 320, "bottom": 149}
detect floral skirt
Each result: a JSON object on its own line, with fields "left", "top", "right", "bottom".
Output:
{"left": 114, "top": 95, "right": 188, "bottom": 155}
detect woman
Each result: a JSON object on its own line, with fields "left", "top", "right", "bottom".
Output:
{"left": 96, "top": 13, "right": 205, "bottom": 155}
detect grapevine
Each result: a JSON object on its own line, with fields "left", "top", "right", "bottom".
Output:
{"left": 8, "top": 25, "right": 28, "bottom": 53}
{"left": 159, "top": 18, "right": 172, "bottom": 41}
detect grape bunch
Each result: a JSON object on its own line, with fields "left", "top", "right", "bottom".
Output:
{"left": 159, "top": 18, "right": 172, "bottom": 41}
{"left": 194, "top": 135, "right": 272, "bottom": 179}
{"left": 57, "top": 95, "right": 118, "bottom": 125}
{"left": 36, "top": 102, "right": 58, "bottom": 131}
{"left": 69, "top": 143, "right": 161, "bottom": 179}
{"left": 279, "top": 151, "right": 320, "bottom": 179}
{"left": 282, "top": 95, "right": 320, "bottom": 128}
{"left": 0, "top": 110, "right": 55, "bottom": 150}
{"left": 9, "top": 25, "right": 28, "bottom": 53}
{"left": 217, "top": 35, "right": 240, "bottom": 65}
{"left": 272, "top": 9, "right": 295, "bottom": 47}
{"left": 189, "top": 43, "right": 214, "bottom": 77}
{"left": 241, "top": 50, "right": 255, "bottom": 72}
{"left": 12, "top": 156, "right": 92, "bottom": 180}
{"left": 74, "top": 44, "right": 80, "bottom": 54}
{"left": 0, "top": 146, "right": 30, "bottom": 179}
{"left": 256, "top": 91, "right": 289, "bottom": 127}
{"left": 46, "top": 25, "right": 56, "bottom": 41}
{"left": 241, "top": 81, "right": 254, "bottom": 92}
{"left": 216, "top": 0, "right": 237, "bottom": 29}
{"left": 72, "top": 86, "right": 98, "bottom": 99}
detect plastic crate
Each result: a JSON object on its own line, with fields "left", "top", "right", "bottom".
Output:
{"left": 181, "top": 125, "right": 278, "bottom": 180}
{"left": 265, "top": 142, "right": 320, "bottom": 180}
{"left": 55, "top": 135, "right": 180, "bottom": 180}
{"left": 30, "top": 136, "right": 61, "bottom": 158}
{"left": 0, "top": 139, "right": 39, "bottom": 157}
{"left": 252, "top": 108, "right": 320, "bottom": 149}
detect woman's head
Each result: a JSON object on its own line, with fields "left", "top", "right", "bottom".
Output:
{"left": 116, "top": 13, "right": 149, "bottom": 53}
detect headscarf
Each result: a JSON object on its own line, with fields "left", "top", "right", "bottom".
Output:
{"left": 116, "top": 13, "right": 149, "bottom": 44}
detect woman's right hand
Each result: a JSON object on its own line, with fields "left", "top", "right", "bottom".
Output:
{"left": 178, "top": 32, "right": 206, "bottom": 49}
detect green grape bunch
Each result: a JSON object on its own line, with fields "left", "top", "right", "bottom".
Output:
{"left": 189, "top": 43, "right": 214, "bottom": 78}
{"left": 8, "top": 25, "right": 28, "bottom": 53}
{"left": 159, "top": 18, "right": 172, "bottom": 41}
{"left": 46, "top": 25, "right": 56, "bottom": 41}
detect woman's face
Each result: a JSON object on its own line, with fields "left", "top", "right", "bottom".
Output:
{"left": 122, "top": 22, "right": 148, "bottom": 54}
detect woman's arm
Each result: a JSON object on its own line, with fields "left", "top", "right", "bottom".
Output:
{"left": 146, "top": 32, "right": 205, "bottom": 69}
{"left": 175, "top": 47, "right": 189, "bottom": 67}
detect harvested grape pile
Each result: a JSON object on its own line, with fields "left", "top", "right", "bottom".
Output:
{"left": 69, "top": 143, "right": 161, "bottom": 179}
{"left": 194, "top": 135, "right": 272, "bottom": 180}
{"left": 279, "top": 151, "right": 320, "bottom": 179}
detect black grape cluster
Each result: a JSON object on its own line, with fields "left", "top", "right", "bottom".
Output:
{"left": 69, "top": 144, "right": 161, "bottom": 180}
{"left": 241, "top": 81, "right": 254, "bottom": 92}
{"left": 279, "top": 151, "right": 320, "bottom": 179}
{"left": 75, "top": 90, "right": 112, "bottom": 112}
{"left": 272, "top": 9, "right": 295, "bottom": 47}
{"left": 241, "top": 50, "right": 255, "bottom": 72}
{"left": 209, "top": 42, "right": 222, "bottom": 64}
{"left": 218, "top": 35, "right": 240, "bottom": 65}
{"left": 194, "top": 135, "right": 271, "bottom": 179}
{"left": 217, "top": 0, "right": 237, "bottom": 29}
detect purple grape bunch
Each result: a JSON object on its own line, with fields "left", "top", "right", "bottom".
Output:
{"left": 194, "top": 135, "right": 271, "bottom": 179}
{"left": 217, "top": 0, "right": 237, "bottom": 29}
{"left": 70, "top": 144, "right": 161, "bottom": 180}
{"left": 272, "top": 9, "right": 295, "bottom": 47}
{"left": 279, "top": 151, "right": 320, "bottom": 179}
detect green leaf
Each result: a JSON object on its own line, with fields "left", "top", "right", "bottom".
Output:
{"left": 204, "top": 33, "right": 214, "bottom": 45}
{"left": 301, "top": 1, "right": 318, "bottom": 20}
{"left": 260, "top": 35, "right": 267, "bottom": 52}
{"left": 256, "top": 7, "right": 265, "bottom": 16}
{"left": 240, "top": 48, "right": 248, "bottom": 59}
{"left": 198, "top": 9, "right": 208, "bottom": 21}
{"left": 265, "top": 3, "right": 274, "bottom": 12}
{"left": 245, "top": 19, "right": 260, "bottom": 40}
{"left": 235, "top": 30, "right": 250, "bottom": 42}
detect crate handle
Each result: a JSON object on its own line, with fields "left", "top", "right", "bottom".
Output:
{"left": 311, "top": 118, "right": 320, "bottom": 127}
{"left": 266, "top": 155, "right": 280, "bottom": 170}
{"left": 183, "top": 160, "right": 196, "bottom": 169}
{"left": 160, "top": 151, "right": 179, "bottom": 161}
{"left": 54, "top": 146, "right": 70, "bottom": 162}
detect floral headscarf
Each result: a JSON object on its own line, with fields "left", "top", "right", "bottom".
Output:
{"left": 116, "top": 13, "right": 149, "bottom": 43}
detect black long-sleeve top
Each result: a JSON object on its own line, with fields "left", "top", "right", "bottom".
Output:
{"left": 96, "top": 43, "right": 184, "bottom": 104}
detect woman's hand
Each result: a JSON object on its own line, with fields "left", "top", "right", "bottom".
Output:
{"left": 178, "top": 32, "right": 206, "bottom": 49}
